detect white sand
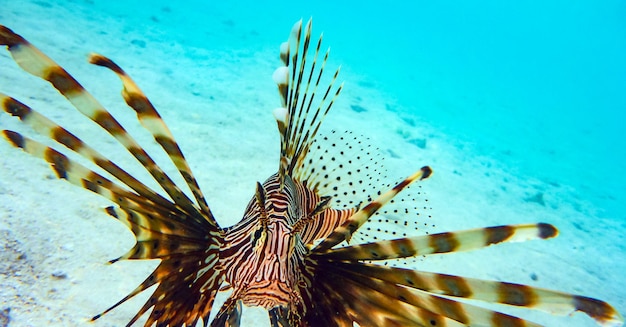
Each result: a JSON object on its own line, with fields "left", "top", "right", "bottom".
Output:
{"left": 0, "top": 1, "right": 623, "bottom": 326}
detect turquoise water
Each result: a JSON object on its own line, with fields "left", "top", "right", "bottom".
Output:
{"left": 285, "top": 1, "right": 626, "bottom": 221}
{"left": 94, "top": 0, "right": 626, "bottom": 220}
{"left": 1, "top": 0, "right": 624, "bottom": 326}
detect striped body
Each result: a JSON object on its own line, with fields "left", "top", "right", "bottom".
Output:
{"left": 0, "top": 19, "right": 623, "bottom": 327}
{"left": 219, "top": 173, "right": 352, "bottom": 310}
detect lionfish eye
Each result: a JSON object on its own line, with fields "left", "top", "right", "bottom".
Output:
{"left": 251, "top": 227, "right": 264, "bottom": 247}
{"left": 255, "top": 181, "right": 270, "bottom": 229}
{"left": 1, "top": 18, "right": 620, "bottom": 327}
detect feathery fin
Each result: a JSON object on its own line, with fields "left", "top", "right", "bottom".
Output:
{"left": 314, "top": 166, "right": 432, "bottom": 251}
{"left": 272, "top": 19, "right": 342, "bottom": 188}
{"left": 2, "top": 20, "right": 623, "bottom": 327}
{"left": 1, "top": 24, "right": 226, "bottom": 326}
{"left": 329, "top": 261, "right": 623, "bottom": 326}
{"left": 88, "top": 53, "right": 215, "bottom": 222}
{"left": 0, "top": 25, "right": 204, "bottom": 219}
{"left": 1, "top": 93, "right": 180, "bottom": 212}
{"left": 319, "top": 223, "right": 558, "bottom": 261}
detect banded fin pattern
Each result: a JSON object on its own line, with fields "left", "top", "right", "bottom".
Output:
{"left": 1, "top": 25, "right": 225, "bottom": 326}
{"left": 319, "top": 223, "right": 557, "bottom": 261}
{"left": 1, "top": 93, "right": 176, "bottom": 211}
{"left": 272, "top": 19, "right": 343, "bottom": 188}
{"left": 272, "top": 20, "right": 621, "bottom": 327}
{"left": 304, "top": 220, "right": 622, "bottom": 326}
{"left": 88, "top": 53, "right": 214, "bottom": 220}
{"left": 0, "top": 129, "right": 159, "bottom": 215}
{"left": 0, "top": 25, "right": 204, "bottom": 220}
{"left": 314, "top": 165, "right": 433, "bottom": 251}
{"left": 329, "top": 269, "right": 544, "bottom": 327}
{"left": 1, "top": 18, "right": 623, "bottom": 327}
{"left": 325, "top": 260, "right": 623, "bottom": 327}
{"left": 296, "top": 131, "right": 433, "bottom": 246}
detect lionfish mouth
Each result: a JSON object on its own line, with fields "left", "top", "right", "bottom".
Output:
{"left": 0, "top": 17, "right": 623, "bottom": 327}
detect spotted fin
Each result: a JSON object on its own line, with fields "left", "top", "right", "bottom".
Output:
{"left": 304, "top": 160, "right": 621, "bottom": 325}
{"left": 314, "top": 166, "right": 433, "bottom": 251}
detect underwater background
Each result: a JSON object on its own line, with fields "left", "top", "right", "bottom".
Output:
{"left": 0, "top": 0, "right": 624, "bottom": 326}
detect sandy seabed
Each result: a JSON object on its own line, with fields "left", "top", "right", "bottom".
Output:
{"left": 0, "top": 1, "right": 624, "bottom": 326}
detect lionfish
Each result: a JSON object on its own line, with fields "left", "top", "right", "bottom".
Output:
{"left": 0, "top": 19, "right": 622, "bottom": 327}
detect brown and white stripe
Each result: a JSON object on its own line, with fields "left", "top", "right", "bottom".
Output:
{"left": 1, "top": 19, "right": 623, "bottom": 327}
{"left": 314, "top": 165, "right": 433, "bottom": 251}
{"left": 319, "top": 223, "right": 557, "bottom": 261}
{"left": 0, "top": 26, "right": 207, "bottom": 221}
{"left": 1, "top": 24, "right": 225, "bottom": 327}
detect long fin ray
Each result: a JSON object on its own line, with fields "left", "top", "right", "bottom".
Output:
{"left": 1, "top": 25, "right": 227, "bottom": 326}
{"left": 0, "top": 25, "right": 205, "bottom": 220}
{"left": 272, "top": 19, "right": 342, "bottom": 187}
{"left": 325, "top": 264, "right": 543, "bottom": 327}
{"left": 318, "top": 223, "right": 558, "bottom": 261}
{"left": 330, "top": 261, "right": 623, "bottom": 326}
{"left": 0, "top": 93, "right": 180, "bottom": 211}
{"left": 0, "top": 130, "right": 176, "bottom": 217}
{"left": 314, "top": 166, "right": 433, "bottom": 251}
{"left": 88, "top": 54, "right": 214, "bottom": 222}
{"left": 321, "top": 267, "right": 468, "bottom": 327}
{"left": 2, "top": 19, "right": 622, "bottom": 327}
{"left": 92, "top": 249, "right": 223, "bottom": 327}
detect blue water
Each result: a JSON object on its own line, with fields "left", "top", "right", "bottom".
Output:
{"left": 295, "top": 1, "right": 626, "bottom": 221}
{"left": 1, "top": 0, "right": 624, "bottom": 325}
{"left": 93, "top": 0, "right": 626, "bottom": 220}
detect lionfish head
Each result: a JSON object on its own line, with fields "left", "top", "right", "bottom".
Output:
{"left": 0, "top": 17, "right": 622, "bottom": 327}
